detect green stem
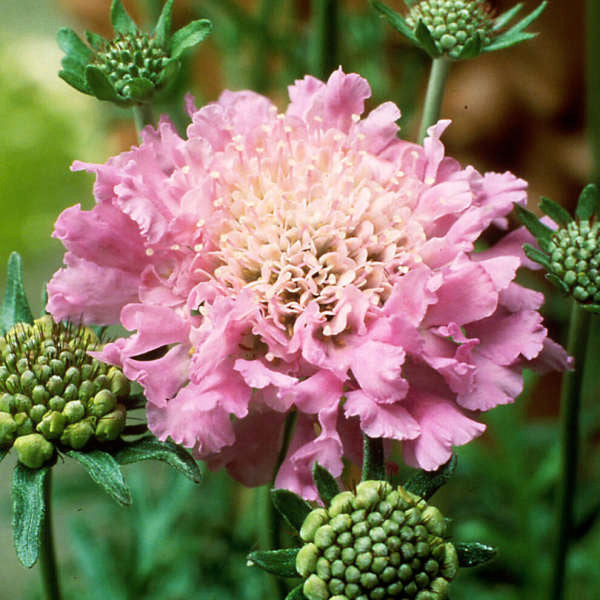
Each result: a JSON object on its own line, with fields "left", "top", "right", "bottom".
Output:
{"left": 417, "top": 57, "right": 451, "bottom": 144}
{"left": 39, "top": 470, "right": 61, "bottom": 600}
{"left": 361, "top": 434, "right": 385, "bottom": 481}
{"left": 310, "top": 0, "right": 339, "bottom": 80}
{"left": 132, "top": 103, "right": 155, "bottom": 138}
{"left": 587, "top": 0, "right": 600, "bottom": 183}
{"left": 251, "top": 0, "right": 280, "bottom": 92}
{"left": 550, "top": 301, "right": 591, "bottom": 600}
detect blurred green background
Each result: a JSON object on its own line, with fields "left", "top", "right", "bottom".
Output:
{"left": 1, "top": 0, "right": 599, "bottom": 599}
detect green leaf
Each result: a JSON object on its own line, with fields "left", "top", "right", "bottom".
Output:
{"left": 156, "top": 58, "right": 180, "bottom": 87}
{"left": 455, "top": 542, "right": 497, "bottom": 568}
{"left": 523, "top": 243, "right": 552, "bottom": 270}
{"left": 0, "top": 447, "right": 8, "bottom": 463}
{"left": 247, "top": 548, "right": 299, "bottom": 578}
{"left": 456, "top": 32, "right": 482, "bottom": 60}
{"left": 539, "top": 197, "right": 573, "bottom": 226}
{"left": 169, "top": 19, "right": 213, "bottom": 59}
{"left": 312, "top": 462, "right": 340, "bottom": 507}
{"left": 1, "top": 252, "right": 34, "bottom": 335}
{"left": 575, "top": 184, "right": 600, "bottom": 220}
{"left": 545, "top": 273, "right": 570, "bottom": 294}
{"left": 404, "top": 454, "right": 457, "bottom": 500}
{"left": 115, "top": 438, "right": 203, "bottom": 483}
{"left": 271, "top": 488, "right": 312, "bottom": 533}
{"left": 502, "top": 1, "right": 547, "bottom": 37}
{"left": 56, "top": 28, "right": 93, "bottom": 67}
{"left": 110, "top": 0, "right": 138, "bottom": 36}
{"left": 285, "top": 584, "right": 306, "bottom": 600}
{"left": 12, "top": 463, "right": 50, "bottom": 568}
{"left": 493, "top": 3, "right": 523, "bottom": 31}
{"left": 85, "top": 65, "right": 122, "bottom": 103}
{"left": 85, "top": 30, "right": 108, "bottom": 51}
{"left": 414, "top": 20, "right": 442, "bottom": 58}
{"left": 370, "top": 0, "right": 417, "bottom": 43}
{"left": 123, "top": 77, "right": 155, "bottom": 102}
{"left": 514, "top": 204, "right": 554, "bottom": 251}
{"left": 485, "top": 31, "right": 538, "bottom": 52}
{"left": 58, "top": 70, "right": 91, "bottom": 95}
{"left": 66, "top": 449, "right": 131, "bottom": 506}
{"left": 154, "top": 0, "right": 174, "bottom": 45}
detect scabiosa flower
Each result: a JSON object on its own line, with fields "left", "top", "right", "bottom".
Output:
{"left": 47, "top": 69, "right": 570, "bottom": 499}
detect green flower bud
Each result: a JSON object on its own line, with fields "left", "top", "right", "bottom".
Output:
{"left": 0, "top": 317, "right": 132, "bottom": 463}
{"left": 13, "top": 433, "right": 54, "bottom": 468}
{"left": 295, "top": 482, "right": 458, "bottom": 599}
{"left": 109, "top": 367, "right": 131, "bottom": 399}
{"left": 0, "top": 412, "right": 17, "bottom": 444}
{"left": 95, "top": 404, "right": 126, "bottom": 441}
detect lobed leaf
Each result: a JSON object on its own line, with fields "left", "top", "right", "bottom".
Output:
{"left": 514, "top": 204, "right": 554, "bottom": 251}
{"left": 247, "top": 548, "right": 299, "bottom": 578}
{"left": 575, "top": 184, "right": 600, "bottom": 220}
{"left": 493, "top": 3, "right": 523, "bottom": 31}
{"left": 457, "top": 32, "right": 482, "bottom": 60}
{"left": 523, "top": 243, "right": 552, "bottom": 271}
{"left": 58, "top": 70, "right": 91, "bottom": 95}
{"left": 124, "top": 77, "right": 155, "bottom": 103}
{"left": 1, "top": 252, "right": 34, "bottom": 335}
{"left": 66, "top": 449, "right": 131, "bottom": 506}
{"left": 539, "top": 197, "right": 572, "bottom": 226}
{"left": 271, "top": 488, "right": 312, "bottom": 533}
{"left": 370, "top": 0, "right": 417, "bottom": 43}
{"left": 414, "top": 20, "right": 442, "bottom": 58}
{"left": 313, "top": 462, "right": 341, "bottom": 507}
{"left": 115, "top": 438, "right": 202, "bottom": 483}
{"left": 404, "top": 454, "right": 457, "bottom": 500}
{"left": 85, "top": 30, "right": 108, "bottom": 51}
{"left": 501, "top": 1, "right": 547, "bottom": 37}
{"left": 85, "top": 65, "right": 122, "bottom": 103}
{"left": 545, "top": 273, "right": 570, "bottom": 294}
{"left": 56, "top": 28, "right": 93, "bottom": 67}
{"left": 154, "top": 0, "right": 174, "bottom": 45}
{"left": 12, "top": 464, "right": 50, "bottom": 568}
{"left": 110, "top": 0, "right": 138, "bottom": 36}
{"left": 485, "top": 31, "right": 538, "bottom": 52}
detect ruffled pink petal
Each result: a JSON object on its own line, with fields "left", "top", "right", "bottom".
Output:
{"left": 284, "top": 370, "right": 343, "bottom": 414}
{"left": 403, "top": 392, "right": 486, "bottom": 470}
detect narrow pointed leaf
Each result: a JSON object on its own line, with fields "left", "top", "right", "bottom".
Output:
{"left": 415, "top": 20, "right": 442, "bottom": 57}
{"left": 2, "top": 252, "right": 34, "bottom": 335}
{"left": 110, "top": 0, "right": 138, "bottom": 35}
{"left": 285, "top": 584, "right": 306, "bottom": 600}
{"left": 575, "top": 184, "right": 599, "bottom": 220}
{"left": 404, "top": 455, "right": 457, "bottom": 500}
{"left": 545, "top": 273, "right": 570, "bottom": 294}
{"left": 523, "top": 243, "right": 552, "bottom": 270}
{"left": 170, "top": 19, "right": 213, "bottom": 59}
{"left": 115, "top": 438, "right": 202, "bottom": 483}
{"left": 457, "top": 32, "right": 482, "bottom": 60}
{"left": 123, "top": 77, "right": 155, "bottom": 102}
{"left": 271, "top": 488, "right": 312, "bottom": 532}
{"left": 455, "top": 542, "right": 497, "bottom": 567}
{"left": 539, "top": 197, "right": 572, "bottom": 225}
{"left": 12, "top": 464, "right": 50, "bottom": 568}
{"left": 57, "top": 28, "right": 93, "bottom": 66}
{"left": 85, "top": 65, "right": 121, "bottom": 103}
{"left": 247, "top": 548, "right": 300, "bottom": 577}
{"left": 514, "top": 204, "right": 554, "bottom": 250}
{"left": 493, "top": 3, "right": 523, "bottom": 31}
{"left": 154, "top": 0, "right": 174, "bottom": 45}
{"left": 370, "top": 0, "right": 418, "bottom": 42}
{"left": 485, "top": 31, "right": 538, "bottom": 52}
{"left": 59, "top": 70, "right": 91, "bottom": 94}
{"left": 313, "top": 462, "right": 340, "bottom": 507}
{"left": 66, "top": 449, "right": 131, "bottom": 506}
{"left": 0, "top": 447, "right": 8, "bottom": 463}
{"left": 85, "top": 30, "right": 108, "bottom": 51}
{"left": 582, "top": 303, "right": 600, "bottom": 314}
{"left": 502, "top": 1, "right": 547, "bottom": 37}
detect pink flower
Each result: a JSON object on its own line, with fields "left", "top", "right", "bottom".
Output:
{"left": 48, "top": 69, "right": 570, "bottom": 500}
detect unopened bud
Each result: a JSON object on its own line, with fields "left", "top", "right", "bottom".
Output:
{"left": 13, "top": 433, "right": 54, "bottom": 469}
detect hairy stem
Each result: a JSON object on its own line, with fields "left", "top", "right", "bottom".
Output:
{"left": 417, "top": 57, "right": 451, "bottom": 144}
{"left": 39, "top": 470, "right": 61, "bottom": 600}
{"left": 550, "top": 301, "right": 590, "bottom": 600}
{"left": 361, "top": 434, "right": 385, "bottom": 481}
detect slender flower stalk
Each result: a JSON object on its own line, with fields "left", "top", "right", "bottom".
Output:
{"left": 417, "top": 57, "right": 451, "bottom": 144}
{"left": 311, "top": 0, "right": 339, "bottom": 80}
{"left": 39, "top": 471, "right": 61, "bottom": 600}
{"left": 132, "top": 103, "right": 155, "bottom": 136}
{"left": 361, "top": 435, "right": 385, "bottom": 482}
{"left": 550, "top": 303, "right": 590, "bottom": 600}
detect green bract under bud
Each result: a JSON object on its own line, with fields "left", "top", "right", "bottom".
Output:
{"left": 57, "top": 0, "right": 212, "bottom": 107}
{"left": 297, "top": 481, "right": 458, "bottom": 600}
{"left": 0, "top": 316, "right": 131, "bottom": 467}
{"left": 406, "top": 0, "right": 493, "bottom": 59}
